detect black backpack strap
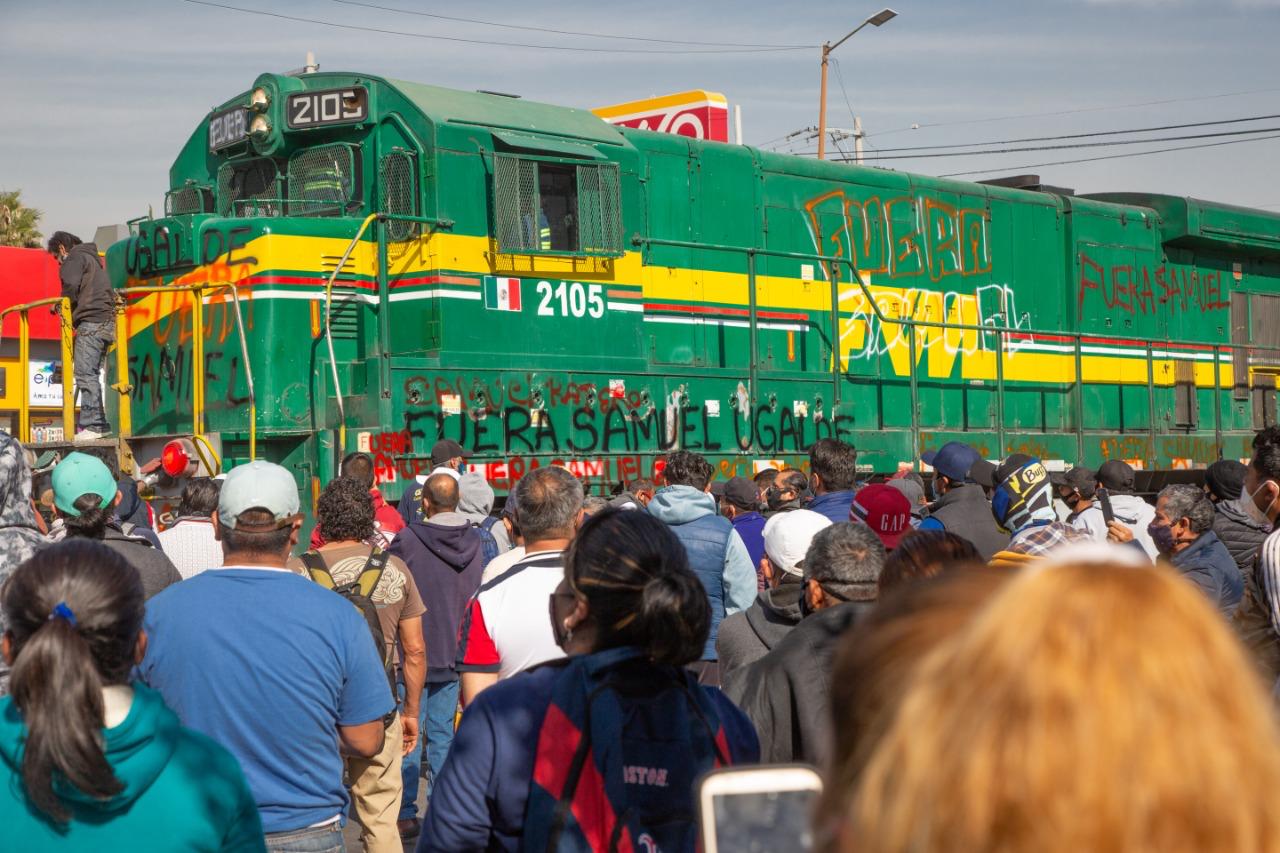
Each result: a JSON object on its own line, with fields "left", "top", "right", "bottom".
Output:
{"left": 546, "top": 680, "right": 613, "bottom": 852}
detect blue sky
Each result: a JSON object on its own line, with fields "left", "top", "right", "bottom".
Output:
{"left": 2, "top": 0, "right": 1278, "bottom": 239}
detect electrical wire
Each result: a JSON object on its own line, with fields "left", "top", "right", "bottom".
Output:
{"left": 328, "top": 0, "right": 810, "bottom": 48}
{"left": 937, "top": 132, "right": 1280, "bottom": 178}
{"left": 822, "top": 125, "right": 1280, "bottom": 161}
{"left": 868, "top": 86, "right": 1280, "bottom": 139}
{"left": 181, "top": 0, "right": 812, "bottom": 53}
{"left": 850, "top": 112, "right": 1280, "bottom": 154}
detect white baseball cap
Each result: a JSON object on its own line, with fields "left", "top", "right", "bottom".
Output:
{"left": 217, "top": 460, "right": 300, "bottom": 528}
{"left": 762, "top": 509, "right": 833, "bottom": 577}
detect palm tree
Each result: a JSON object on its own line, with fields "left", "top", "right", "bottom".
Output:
{"left": 0, "top": 189, "right": 43, "bottom": 248}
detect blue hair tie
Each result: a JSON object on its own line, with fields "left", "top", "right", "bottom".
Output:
{"left": 49, "top": 602, "right": 77, "bottom": 628}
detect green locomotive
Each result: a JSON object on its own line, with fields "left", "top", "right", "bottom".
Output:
{"left": 105, "top": 68, "right": 1280, "bottom": 506}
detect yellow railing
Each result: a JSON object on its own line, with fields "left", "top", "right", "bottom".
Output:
{"left": 114, "top": 283, "right": 256, "bottom": 463}
{"left": 1, "top": 285, "right": 255, "bottom": 467}
{"left": 0, "top": 297, "right": 75, "bottom": 443}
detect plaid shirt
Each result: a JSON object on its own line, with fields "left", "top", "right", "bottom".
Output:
{"left": 990, "top": 521, "right": 1091, "bottom": 567}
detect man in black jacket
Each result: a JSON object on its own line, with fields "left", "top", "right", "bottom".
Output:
{"left": 725, "top": 522, "right": 885, "bottom": 764}
{"left": 48, "top": 231, "right": 115, "bottom": 440}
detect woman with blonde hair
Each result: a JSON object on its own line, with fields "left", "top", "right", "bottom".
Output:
{"left": 831, "top": 561, "right": 1280, "bottom": 853}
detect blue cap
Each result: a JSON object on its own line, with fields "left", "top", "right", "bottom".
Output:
{"left": 920, "top": 442, "right": 983, "bottom": 483}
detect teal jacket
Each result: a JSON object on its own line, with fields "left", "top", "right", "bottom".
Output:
{"left": 0, "top": 682, "right": 265, "bottom": 851}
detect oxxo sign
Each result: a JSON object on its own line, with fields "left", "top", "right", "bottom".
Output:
{"left": 593, "top": 90, "right": 729, "bottom": 142}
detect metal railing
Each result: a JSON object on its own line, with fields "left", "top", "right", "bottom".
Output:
{"left": 0, "top": 285, "right": 255, "bottom": 470}
{"left": 114, "top": 282, "right": 257, "bottom": 461}
{"left": 0, "top": 297, "right": 75, "bottom": 443}
{"left": 634, "top": 235, "right": 1265, "bottom": 465}
{"left": 322, "top": 211, "right": 454, "bottom": 455}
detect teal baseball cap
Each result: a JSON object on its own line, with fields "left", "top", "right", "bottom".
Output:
{"left": 52, "top": 452, "right": 117, "bottom": 517}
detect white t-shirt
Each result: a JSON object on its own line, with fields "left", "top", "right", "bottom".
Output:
{"left": 481, "top": 545, "right": 527, "bottom": 584}
{"left": 456, "top": 549, "right": 566, "bottom": 679}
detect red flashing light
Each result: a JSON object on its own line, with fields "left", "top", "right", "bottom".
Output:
{"left": 161, "top": 439, "right": 197, "bottom": 478}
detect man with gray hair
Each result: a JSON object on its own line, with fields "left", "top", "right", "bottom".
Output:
{"left": 456, "top": 466, "right": 584, "bottom": 705}
{"left": 725, "top": 523, "right": 886, "bottom": 763}
{"left": 1149, "top": 483, "right": 1243, "bottom": 614}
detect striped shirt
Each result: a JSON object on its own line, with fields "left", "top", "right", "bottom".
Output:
{"left": 1256, "top": 528, "right": 1280, "bottom": 636}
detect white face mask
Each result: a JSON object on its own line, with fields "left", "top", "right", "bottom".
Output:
{"left": 1241, "top": 481, "right": 1277, "bottom": 527}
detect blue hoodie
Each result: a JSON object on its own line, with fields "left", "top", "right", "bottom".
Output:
{"left": 0, "top": 682, "right": 264, "bottom": 851}
{"left": 389, "top": 510, "right": 485, "bottom": 682}
{"left": 647, "top": 486, "right": 757, "bottom": 658}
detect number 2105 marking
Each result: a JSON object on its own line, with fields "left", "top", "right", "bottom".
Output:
{"left": 535, "top": 281, "right": 605, "bottom": 318}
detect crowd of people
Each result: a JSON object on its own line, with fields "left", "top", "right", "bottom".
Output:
{"left": 5, "top": 425, "right": 1280, "bottom": 851}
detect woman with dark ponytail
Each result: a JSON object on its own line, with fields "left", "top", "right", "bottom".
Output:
{"left": 422, "top": 508, "right": 759, "bottom": 852}
{"left": 0, "top": 540, "right": 265, "bottom": 850}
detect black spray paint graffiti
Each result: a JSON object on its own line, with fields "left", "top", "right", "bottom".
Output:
{"left": 128, "top": 347, "right": 251, "bottom": 410}
{"left": 403, "top": 403, "right": 856, "bottom": 457}
{"left": 125, "top": 224, "right": 258, "bottom": 277}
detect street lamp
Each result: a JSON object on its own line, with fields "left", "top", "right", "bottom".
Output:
{"left": 817, "top": 8, "right": 897, "bottom": 160}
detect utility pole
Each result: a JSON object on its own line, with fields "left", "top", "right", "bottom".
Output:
{"left": 854, "top": 116, "right": 864, "bottom": 165}
{"left": 817, "top": 9, "right": 897, "bottom": 160}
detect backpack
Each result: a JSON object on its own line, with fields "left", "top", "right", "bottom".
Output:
{"left": 474, "top": 515, "right": 501, "bottom": 568}
{"left": 299, "top": 549, "right": 396, "bottom": 697}
{"left": 522, "top": 647, "right": 733, "bottom": 853}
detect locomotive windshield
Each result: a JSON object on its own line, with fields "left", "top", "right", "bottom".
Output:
{"left": 210, "top": 144, "right": 361, "bottom": 219}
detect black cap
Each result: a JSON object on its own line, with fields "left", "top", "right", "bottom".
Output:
{"left": 969, "top": 458, "right": 996, "bottom": 489}
{"left": 723, "top": 476, "right": 759, "bottom": 510}
{"left": 430, "top": 439, "right": 467, "bottom": 467}
{"left": 1096, "top": 459, "right": 1135, "bottom": 492}
{"left": 992, "top": 453, "right": 1038, "bottom": 488}
{"left": 1052, "top": 466, "right": 1097, "bottom": 496}
{"left": 709, "top": 481, "right": 727, "bottom": 499}
{"left": 1205, "top": 459, "right": 1246, "bottom": 502}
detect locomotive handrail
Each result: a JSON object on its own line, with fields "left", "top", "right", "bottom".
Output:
{"left": 0, "top": 297, "right": 75, "bottom": 444}
{"left": 324, "top": 213, "right": 380, "bottom": 455}
{"left": 634, "top": 235, "right": 1256, "bottom": 464}
{"left": 115, "top": 283, "right": 256, "bottom": 460}
{"left": 323, "top": 211, "right": 455, "bottom": 459}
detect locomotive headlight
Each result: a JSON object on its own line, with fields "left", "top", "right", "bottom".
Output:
{"left": 250, "top": 115, "right": 271, "bottom": 136}
{"left": 249, "top": 86, "right": 270, "bottom": 111}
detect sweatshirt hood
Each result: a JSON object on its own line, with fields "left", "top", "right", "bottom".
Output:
{"left": 70, "top": 243, "right": 100, "bottom": 259}
{"left": 647, "top": 485, "right": 716, "bottom": 525}
{"left": 406, "top": 512, "right": 481, "bottom": 570}
{"left": 0, "top": 683, "right": 177, "bottom": 813}
{"left": 744, "top": 582, "right": 805, "bottom": 650}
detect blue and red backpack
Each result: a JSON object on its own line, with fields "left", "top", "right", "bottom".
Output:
{"left": 522, "top": 647, "right": 734, "bottom": 853}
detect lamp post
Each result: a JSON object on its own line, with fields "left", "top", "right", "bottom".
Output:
{"left": 817, "top": 8, "right": 897, "bottom": 160}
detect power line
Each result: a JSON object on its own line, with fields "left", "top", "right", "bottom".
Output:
{"left": 824, "top": 125, "right": 1280, "bottom": 161}
{"left": 856, "top": 112, "right": 1280, "bottom": 154}
{"left": 328, "top": 0, "right": 810, "bottom": 48}
{"left": 869, "top": 86, "right": 1280, "bottom": 139}
{"left": 181, "top": 0, "right": 811, "bottom": 53}
{"left": 937, "top": 132, "right": 1280, "bottom": 178}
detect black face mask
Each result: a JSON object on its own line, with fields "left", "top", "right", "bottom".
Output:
{"left": 765, "top": 487, "right": 794, "bottom": 512}
{"left": 1062, "top": 492, "right": 1081, "bottom": 510}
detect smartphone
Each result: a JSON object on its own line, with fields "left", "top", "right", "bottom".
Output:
{"left": 698, "top": 764, "right": 823, "bottom": 853}
{"left": 1097, "top": 488, "right": 1115, "bottom": 524}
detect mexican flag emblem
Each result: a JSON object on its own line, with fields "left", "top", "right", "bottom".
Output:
{"left": 483, "top": 276, "right": 522, "bottom": 312}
